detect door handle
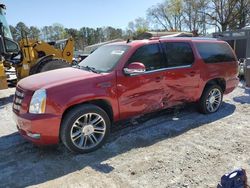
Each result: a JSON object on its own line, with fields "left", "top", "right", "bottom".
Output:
{"left": 155, "top": 76, "right": 163, "bottom": 82}
{"left": 189, "top": 71, "right": 196, "bottom": 77}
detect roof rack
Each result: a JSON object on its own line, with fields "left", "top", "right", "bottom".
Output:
{"left": 159, "top": 33, "right": 193, "bottom": 39}
{"left": 158, "top": 36, "right": 220, "bottom": 41}
{"left": 190, "top": 37, "right": 219, "bottom": 41}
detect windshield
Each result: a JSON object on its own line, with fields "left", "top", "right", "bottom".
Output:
{"left": 79, "top": 45, "right": 129, "bottom": 72}
{"left": 0, "top": 8, "right": 12, "bottom": 39}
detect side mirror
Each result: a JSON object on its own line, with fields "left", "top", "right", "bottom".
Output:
{"left": 123, "top": 62, "right": 146, "bottom": 75}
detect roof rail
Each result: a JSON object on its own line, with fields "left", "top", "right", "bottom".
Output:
{"left": 159, "top": 36, "right": 220, "bottom": 41}
{"left": 190, "top": 37, "right": 220, "bottom": 41}
{"left": 160, "top": 33, "right": 193, "bottom": 39}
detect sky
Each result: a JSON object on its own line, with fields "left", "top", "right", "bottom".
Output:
{"left": 2, "top": 0, "right": 162, "bottom": 30}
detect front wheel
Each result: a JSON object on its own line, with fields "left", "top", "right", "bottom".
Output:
{"left": 198, "top": 85, "right": 223, "bottom": 114}
{"left": 61, "top": 104, "right": 111, "bottom": 153}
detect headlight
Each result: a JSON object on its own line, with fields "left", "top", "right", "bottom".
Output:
{"left": 29, "top": 89, "right": 47, "bottom": 114}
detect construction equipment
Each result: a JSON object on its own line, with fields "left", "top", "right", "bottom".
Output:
{"left": 0, "top": 3, "right": 74, "bottom": 89}
{"left": 16, "top": 36, "right": 74, "bottom": 79}
{"left": 0, "top": 58, "right": 8, "bottom": 89}
{"left": 0, "top": 4, "right": 17, "bottom": 89}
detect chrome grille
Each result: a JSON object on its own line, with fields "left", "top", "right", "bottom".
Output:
{"left": 13, "top": 88, "right": 25, "bottom": 112}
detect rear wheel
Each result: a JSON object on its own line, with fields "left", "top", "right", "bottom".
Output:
{"left": 198, "top": 84, "right": 223, "bottom": 114}
{"left": 34, "top": 58, "right": 70, "bottom": 74}
{"left": 61, "top": 104, "right": 111, "bottom": 153}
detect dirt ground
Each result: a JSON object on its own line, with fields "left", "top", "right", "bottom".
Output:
{"left": 0, "top": 82, "right": 250, "bottom": 188}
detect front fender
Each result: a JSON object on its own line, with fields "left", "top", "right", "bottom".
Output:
{"left": 47, "top": 79, "right": 119, "bottom": 122}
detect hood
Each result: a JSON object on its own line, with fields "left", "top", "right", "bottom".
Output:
{"left": 18, "top": 67, "right": 99, "bottom": 91}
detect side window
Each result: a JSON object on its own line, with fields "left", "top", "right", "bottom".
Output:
{"left": 163, "top": 42, "right": 194, "bottom": 67}
{"left": 195, "top": 42, "right": 236, "bottom": 63}
{"left": 127, "top": 44, "right": 164, "bottom": 71}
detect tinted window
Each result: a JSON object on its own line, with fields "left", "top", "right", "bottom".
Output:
{"left": 128, "top": 44, "right": 164, "bottom": 71}
{"left": 79, "top": 45, "right": 129, "bottom": 72}
{"left": 196, "top": 42, "right": 236, "bottom": 63}
{"left": 163, "top": 42, "right": 194, "bottom": 67}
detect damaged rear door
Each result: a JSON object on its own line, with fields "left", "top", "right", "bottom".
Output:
{"left": 116, "top": 43, "right": 166, "bottom": 120}
{"left": 160, "top": 41, "right": 200, "bottom": 107}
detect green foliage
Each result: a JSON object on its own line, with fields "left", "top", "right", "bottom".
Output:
{"left": 9, "top": 25, "right": 19, "bottom": 41}
{"left": 205, "top": 0, "right": 250, "bottom": 31}
{"left": 29, "top": 26, "right": 40, "bottom": 40}
{"left": 9, "top": 22, "right": 124, "bottom": 51}
{"left": 147, "top": 0, "right": 250, "bottom": 33}
{"left": 126, "top": 17, "right": 149, "bottom": 39}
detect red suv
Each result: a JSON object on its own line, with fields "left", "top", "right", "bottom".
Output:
{"left": 13, "top": 37, "right": 239, "bottom": 153}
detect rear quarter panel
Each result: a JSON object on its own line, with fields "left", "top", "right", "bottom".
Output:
{"left": 193, "top": 41, "right": 239, "bottom": 97}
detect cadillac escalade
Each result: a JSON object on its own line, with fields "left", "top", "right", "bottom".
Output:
{"left": 13, "top": 37, "right": 239, "bottom": 153}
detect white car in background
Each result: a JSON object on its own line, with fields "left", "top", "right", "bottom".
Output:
{"left": 238, "top": 58, "right": 245, "bottom": 79}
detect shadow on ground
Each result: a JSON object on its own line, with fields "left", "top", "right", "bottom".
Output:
{"left": 233, "top": 86, "right": 250, "bottom": 104}
{"left": 0, "top": 102, "right": 236, "bottom": 187}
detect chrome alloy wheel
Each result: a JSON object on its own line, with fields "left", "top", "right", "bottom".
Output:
{"left": 205, "top": 88, "right": 222, "bottom": 113}
{"left": 70, "top": 113, "right": 106, "bottom": 149}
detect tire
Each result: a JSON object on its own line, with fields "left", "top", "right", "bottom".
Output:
{"left": 198, "top": 84, "right": 223, "bottom": 114}
{"left": 36, "top": 58, "right": 70, "bottom": 73}
{"left": 60, "top": 104, "right": 111, "bottom": 153}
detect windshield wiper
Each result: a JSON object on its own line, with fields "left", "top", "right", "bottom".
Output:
{"left": 80, "top": 66, "right": 100, "bottom": 74}
{"left": 82, "top": 66, "right": 100, "bottom": 74}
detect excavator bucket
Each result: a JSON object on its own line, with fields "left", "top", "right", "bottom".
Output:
{"left": 0, "top": 61, "right": 8, "bottom": 90}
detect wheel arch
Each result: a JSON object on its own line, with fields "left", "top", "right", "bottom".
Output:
{"left": 61, "top": 99, "right": 114, "bottom": 125}
{"left": 203, "top": 78, "right": 226, "bottom": 93}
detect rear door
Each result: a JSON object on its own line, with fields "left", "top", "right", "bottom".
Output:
{"left": 116, "top": 43, "right": 166, "bottom": 120}
{"left": 160, "top": 41, "right": 200, "bottom": 107}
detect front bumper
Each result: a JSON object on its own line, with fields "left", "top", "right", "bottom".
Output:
{"left": 13, "top": 112, "right": 61, "bottom": 145}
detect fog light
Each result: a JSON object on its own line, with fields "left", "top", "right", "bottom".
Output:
{"left": 27, "top": 132, "right": 41, "bottom": 139}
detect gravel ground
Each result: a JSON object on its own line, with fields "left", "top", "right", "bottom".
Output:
{"left": 0, "top": 82, "right": 250, "bottom": 188}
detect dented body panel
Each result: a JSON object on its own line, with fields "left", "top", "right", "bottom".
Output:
{"left": 13, "top": 38, "right": 239, "bottom": 145}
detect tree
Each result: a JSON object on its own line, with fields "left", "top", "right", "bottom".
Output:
{"left": 127, "top": 21, "right": 135, "bottom": 33}
{"left": 51, "top": 23, "right": 66, "bottom": 40}
{"left": 147, "top": 0, "right": 184, "bottom": 31}
{"left": 41, "top": 26, "right": 49, "bottom": 41}
{"left": 65, "top": 28, "right": 85, "bottom": 50}
{"left": 183, "top": 0, "right": 208, "bottom": 34}
{"left": 134, "top": 17, "right": 149, "bottom": 32}
{"left": 103, "top": 27, "right": 123, "bottom": 41}
{"left": 9, "top": 25, "right": 19, "bottom": 41}
{"left": 15, "top": 22, "right": 29, "bottom": 40}
{"left": 232, "top": 0, "right": 250, "bottom": 29}
{"left": 10, "top": 22, "right": 127, "bottom": 51}
{"left": 205, "top": 0, "right": 239, "bottom": 31}
{"left": 126, "top": 17, "right": 149, "bottom": 38}
{"left": 15, "top": 22, "right": 29, "bottom": 33}
{"left": 146, "top": 0, "right": 250, "bottom": 33}
{"left": 29, "top": 26, "right": 40, "bottom": 40}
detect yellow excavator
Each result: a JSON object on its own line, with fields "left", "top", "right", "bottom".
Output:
{"left": 0, "top": 4, "right": 74, "bottom": 89}
{"left": 16, "top": 36, "right": 74, "bottom": 79}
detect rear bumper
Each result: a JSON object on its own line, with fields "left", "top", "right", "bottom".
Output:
{"left": 224, "top": 77, "right": 239, "bottom": 94}
{"left": 13, "top": 112, "right": 61, "bottom": 145}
